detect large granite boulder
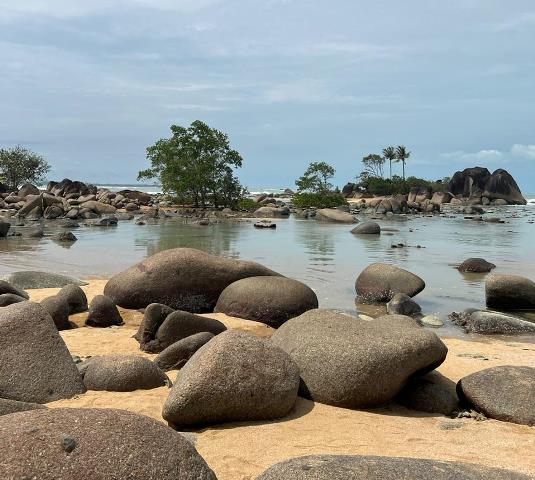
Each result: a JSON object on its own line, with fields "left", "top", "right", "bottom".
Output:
{"left": 0, "top": 302, "right": 85, "bottom": 403}
{"left": 355, "top": 263, "right": 425, "bottom": 303}
{"left": 483, "top": 169, "right": 526, "bottom": 205}
{"left": 48, "top": 178, "right": 94, "bottom": 197}
{"left": 81, "top": 355, "right": 168, "bottom": 392}
{"left": 457, "top": 366, "right": 535, "bottom": 426}
{"left": 457, "top": 258, "right": 496, "bottom": 273}
{"left": 1, "top": 271, "right": 87, "bottom": 289}
{"left": 351, "top": 221, "right": 380, "bottom": 234}
{"left": 407, "top": 186, "right": 432, "bottom": 204}
{"left": 0, "top": 408, "right": 216, "bottom": 479}
{"left": 386, "top": 293, "right": 421, "bottom": 317}
{"left": 40, "top": 295, "right": 71, "bottom": 330}
{"left": 0, "top": 293, "right": 27, "bottom": 307}
{"left": 162, "top": 331, "right": 300, "bottom": 428}
{"left": 255, "top": 454, "right": 529, "bottom": 479}
{"left": 85, "top": 295, "right": 124, "bottom": 327}
{"left": 271, "top": 309, "right": 447, "bottom": 408}
{"left": 134, "top": 303, "right": 175, "bottom": 343}
{"left": 214, "top": 276, "right": 318, "bottom": 328}
{"left": 485, "top": 273, "right": 535, "bottom": 310}
{"left": 155, "top": 332, "right": 215, "bottom": 371}
{"left": 449, "top": 309, "right": 535, "bottom": 334}
{"left": 104, "top": 248, "right": 280, "bottom": 311}
{"left": 447, "top": 167, "right": 491, "bottom": 199}
{"left": 0, "top": 398, "right": 46, "bottom": 416}
{"left": 253, "top": 206, "right": 290, "bottom": 218}
{"left": 315, "top": 208, "right": 356, "bottom": 223}
{"left": 18, "top": 183, "right": 40, "bottom": 197}
{"left": 57, "top": 284, "right": 88, "bottom": 314}
{"left": 141, "top": 310, "right": 226, "bottom": 353}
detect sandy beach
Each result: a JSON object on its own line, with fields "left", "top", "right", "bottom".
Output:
{"left": 26, "top": 280, "right": 535, "bottom": 480}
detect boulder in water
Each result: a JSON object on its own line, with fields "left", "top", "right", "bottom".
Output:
{"left": 485, "top": 273, "right": 535, "bottom": 310}
{"left": 315, "top": 208, "right": 356, "bottom": 223}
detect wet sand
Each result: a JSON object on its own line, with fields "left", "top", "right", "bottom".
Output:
{"left": 29, "top": 281, "right": 535, "bottom": 480}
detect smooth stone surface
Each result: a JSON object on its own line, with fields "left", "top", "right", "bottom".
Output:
{"left": 163, "top": 331, "right": 300, "bottom": 428}
{"left": 154, "top": 332, "right": 215, "bottom": 371}
{"left": 255, "top": 454, "right": 530, "bottom": 479}
{"left": 82, "top": 355, "right": 168, "bottom": 392}
{"left": 40, "top": 295, "right": 71, "bottom": 330}
{"left": 0, "top": 302, "right": 86, "bottom": 403}
{"left": 134, "top": 303, "right": 175, "bottom": 344}
{"left": 57, "top": 284, "right": 88, "bottom": 314}
{"left": 355, "top": 263, "right": 425, "bottom": 303}
{"left": 420, "top": 315, "right": 444, "bottom": 327}
{"left": 351, "top": 221, "right": 381, "bottom": 234}
{"left": 214, "top": 276, "right": 318, "bottom": 328}
{"left": 386, "top": 293, "right": 422, "bottom": 316}
{"left": 315, "top": 208, "right": 357, "bottom": 223}
{"left": 271, "top": 309, "right": 447, "bottom": 408}
{"left": 0, "top": 398, "right": 46, "bottom": 416}
{"left": 0, "top": 280, "right": 29, "bottom": 299}
{"left": 0, "top": 408, "right": 217, "bottom": 479}
{"left": 86, "top": 295, "right": 124, "bottom": 328}
{"left": 457, "top": 258, "right": 496, "bottom": 273}
{"left": 450, "top": 309, "right": 535, "bottom": 334}
{"left": 485, "top": 273, "right": 535, "bottom": 310}
{"left": 1, "top": 271, "right": 88, "bottom": 289}
{"left": 0, "top": 293, "right": 27, "bottom": 307}
{"left": 457, "top": 366, "right": 535, "bottom": 426}
{"left": 104, "top": 247, "right": 280, "bottom": 311}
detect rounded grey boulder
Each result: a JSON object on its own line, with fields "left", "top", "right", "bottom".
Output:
{"left": 142, "top": 310, "right": 226, "bottom": 353}
{"left": 0, "top": 302, "right": 86, "bottom": 403}
{"left": 57, "top": 284, "right": 88, "bottom": 314}
{"left": 356, "top": 263, "right": 425, "bottom": 303}
{"left": 0, "top": 408, "right": 217, "bottom": 479}
{"left": 457, "top": 257, "right": 496, "bottom": 273}
{"left": 0, "top": 280, "right": 29, "bottom": 299}
{"left": 315, "top": 208, "right": 356, "bottom": 223}
{"left": 457, "top": 366, "right": 535, "bottom": 426}
{"left": 104, "top": 247, "right": 281, "bottom": 311}
{"left": 485, "top": 273, "right": 535, "bottom": 310}
{"left": 214, "top": 276, "right": 318, "bottom": 328}
{"left": 40, "top": 295, "right": 71, "bottom": 330}
{"left": 1, "top": 271, "right": 87, "bottom": 289}
{"left": 134, "top": 303, "right": 175, "bottom": 344}
{"left": 271, "top": 309, "right": 447, "bottom": 408}
{"left": 0, "top": 293, "right": 27, "bottom": 307}
{"left": 351, "top": 221, "right": 381, "bottom": 234}
{"left": 386, "top": 293, "right": 422, "bottom": 317}
{"left": 86, "top": 295, "right": 124, "bottom": 327}
{"left": 82, "top": 355, "right": 168, "bottom": 392}
{"left": 155, "top": 332, "right": 215, "bottom": 371}
{"left": 162, "top": 330, "right": 300, "bottom": 428}
{"left": 255, "top": 454, "right": 530, "bottom": 479}
{"left": 450, "top": 309, "right": 535, "bottom": 334}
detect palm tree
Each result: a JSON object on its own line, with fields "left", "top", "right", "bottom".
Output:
{"left": 395, "top": 145, "right": 411, "bottom": 180}
{"left": 382, "top": 146, "right": 396, "bottom": 179}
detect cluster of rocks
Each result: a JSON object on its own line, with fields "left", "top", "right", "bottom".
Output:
{"left": 0, "top": 179, "right": 156, "bottom": 223}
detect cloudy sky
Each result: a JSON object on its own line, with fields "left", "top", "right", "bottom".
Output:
{"left": 1, "top": 0, "right": 535, "bottom": 191}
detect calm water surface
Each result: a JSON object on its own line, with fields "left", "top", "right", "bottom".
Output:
{"left": 2, "top": 206, "right": 535, "bottom": 336}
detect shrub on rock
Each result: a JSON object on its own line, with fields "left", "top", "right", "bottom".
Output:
{"left": 162, "top": 331, "right": 300, "bottom": 428}
{"left": 214, "top": 276, "right": 318, "bottom": 328}
{"left": 271, "top": 309, "right": 447, "bottom": 408}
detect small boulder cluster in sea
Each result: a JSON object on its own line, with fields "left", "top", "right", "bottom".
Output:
{"left": 0, "top": 246, "right": 533, "bottom": 478}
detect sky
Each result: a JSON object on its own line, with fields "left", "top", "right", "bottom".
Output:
{"left": 1, "top": 0, "right": 535, "bottom": 191}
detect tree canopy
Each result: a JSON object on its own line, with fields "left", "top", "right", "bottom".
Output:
{"left": 295, "top": 161, "right": 335, "bottom": 193}
{"left": 0, "top": 146, "right": 50, "bottom": 191}
{"left": 362, "top": 154, "right": 385, "bottom": 178}
{"left": 138, "top": 120, "right": 245, "bottom": 208}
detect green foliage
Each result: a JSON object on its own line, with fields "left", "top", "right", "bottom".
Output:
{"left": 0, "top": 146, "right": 51, "bottom": 191}
{"left": 295, "top": 161, "right": 335, "bottom": 193}
{"left": 395, "top": 145, "right": 411, "bottom": 180}
{"left": 356, "top": 174, "right": 449, "bottom": 196}
{"left": 382, "top": 146, "right": 396, "bottom": 178}
{"left": 293, "top": 192, "right": 347, "bottom": 209}
{"left": 138, "top": 120, "right": 245, "bottom": 208}
{"left": 362, "top": 154, "right": 385, "bottom": 178}
{"left": 236, "top": 198, "right": 257, "bottom": 211}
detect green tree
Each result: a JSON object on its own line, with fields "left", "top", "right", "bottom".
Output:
{"left": 295, "top": 161, "right": 335, "bottom": 193}
{"left": 0, "top": 146, "right": 50, "bottom": 191}
{"left": 362, "top": 154, "right": 385, "bottom": 178}
{"left": 138, "top": 120, "right": 244, "bottom": 208}
{"left": 382, "top": 146, "right": 396, "bottom": 179}
{"left": 395, "top": 145, "right": 411, "bottom": 180}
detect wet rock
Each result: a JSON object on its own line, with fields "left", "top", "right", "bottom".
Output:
{"left": 163, "top": 331, "right": 300, "bottom": 428}
{"left": 85, "top": 295, "right": 124, "bottom": 327}
{"left": 315, "top": 208, "right": 356, "bottom": 223}
{"left": 84, "top": 216, "right": 118, "bottom": 226}
{"left": 457, "top": 258, "right": 496, "bottom": 273}
{"left": 351, "top": 221, "right": 380, "bottom": 234}
{"left": 0, "top": 302, "right": 85, "bottom": 403}
{"left": 142, "top": 310, "right": 226, "bottom": 353}
{"left": 40, "top": 295, "right": 71, "bottom": 330}
{"left": 253, "top": 206, "right": 290, "bottom": 218}
{"left": 420, "top": 315, "right": 444, "bottom": 327}
{"left": 485, "top": 273, "right": 535, "bottom": 310}
{"left": 154, "top": 332, "right": 215, "bottom": 371}
{"left": 0, "top": 408, "right": 216, "bottom": 479}
{"left": 214, "top": 276, "right": 318, "bottom": 328}
{"left": 271, "top": 309, "right": 447, "bottom": 408}
{"left": 57, "top": 284, "right": 88, "bottom": 314}
{"left": 386, "top": 293, "right": 421, "bottom": 317}
{"left": 0, "top": 398, "right": 46, "bottom": 416}
{"left": 82, "top": 355, "right": 168, "bottom": 391}
{"left": 54, "top": 230, "right": 77, "bottom": 242}
{"left": 255, "top": 454, "right": 529, "bottom": 479}
{"left": 450, "top": 309, "right": 535, "bottom": 334}
{"left": 355, "top": 263, "right": 425, "bottom": 303}
{"left": 104, "top": 247, "right": 280, "bottom": 311}
{"left": 1, "top": 271, "right": 87, "bottom": 289}
{"left": 457, "top": 366, "right": 535, "bottom": 426}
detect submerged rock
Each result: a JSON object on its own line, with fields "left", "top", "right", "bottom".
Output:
{"left": 386, "top": 293, "right": 421, "bottom": 317}
{"left": 457, "top": 258, "right": 496, "bottom": 273}
{"left": 351, "top": 221, "right": 380, "bottom": 234}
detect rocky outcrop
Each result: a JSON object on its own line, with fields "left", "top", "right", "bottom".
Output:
{"left": 255, "top": 455, "right": 530, "bottom": 479}
{"left": 271, "top": 309, "right": 447, "bottom": 408}
{"left": 457, "top": 366, "right": 535, "bottom": 426}
{"left": 0, "top": 408, "right": 217, "bottom": 479}
{"left": 163, "top": 331, "right": 300, "bottom": 428}
{"left": 104, "top": 248, "right": 280, "bottom": 311}
{"left": 214, "top": 276, "right": 318, "bottom": 328}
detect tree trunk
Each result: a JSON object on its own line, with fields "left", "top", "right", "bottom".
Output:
{"left": 389, "top": 160, "right": 392, "bottom": 179}
{"left": 402, "top": 161, "right": 405, "bottom": 180}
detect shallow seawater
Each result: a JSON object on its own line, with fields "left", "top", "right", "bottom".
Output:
{"left": 1, "top": 205, "right": 535, "bottom": 337}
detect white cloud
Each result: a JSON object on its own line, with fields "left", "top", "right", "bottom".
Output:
{"left": 511, "top": 144, "right": 535, "bottom": 159}
{"left": 441, "top": 144, "right": 535, "bottom": 164}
